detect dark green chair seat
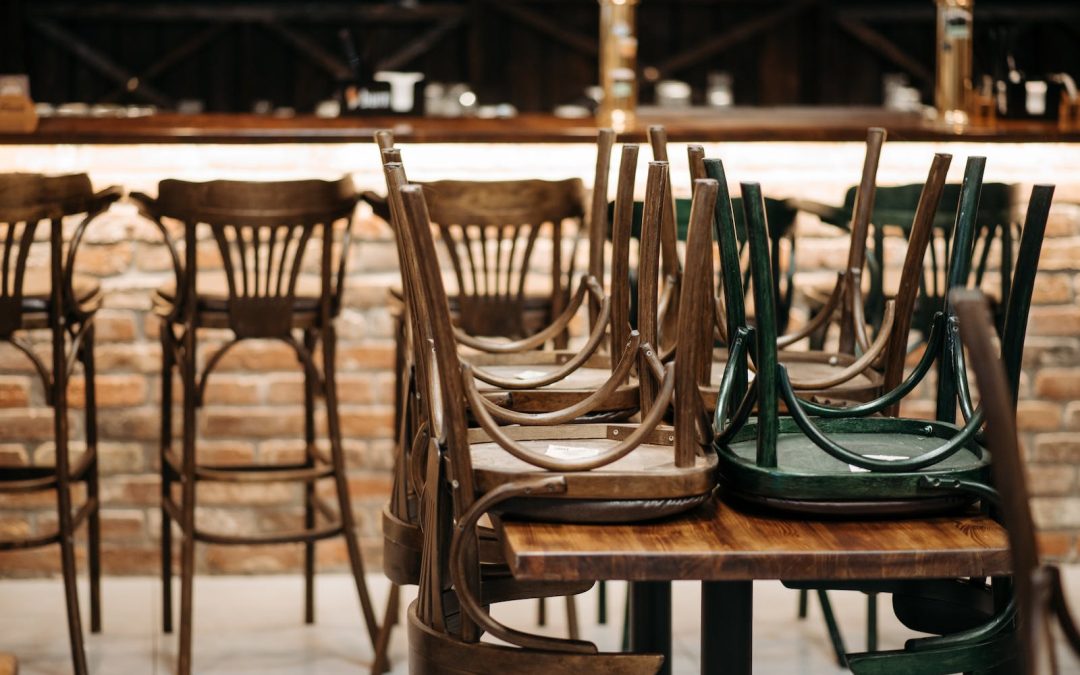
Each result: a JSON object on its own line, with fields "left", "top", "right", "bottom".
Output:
{"left": 718, "top": 417, "right": 988, "bottom": 516}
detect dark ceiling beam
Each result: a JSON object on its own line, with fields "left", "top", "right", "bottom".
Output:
{"left": 834, "top": 15, "right": 933, "bottom": 84}
{"left": 653, "top": 0, "right": 818, "bottom": 79}
{"left": 29, "top": 3, "right": 467, "bottom": 23}
{"left": 484, "top": 0, "right": 597, "bottom": 57}
{"left": 101, "top": 22, "right": 231, "bottom": 102}
{"left": 259, "top": 19, "right": 353, "bottom": 81}
{"left": 29, "top": 17, "right": 175, "bottom": 107}
{"left": 375, "top": 14, "right": 466, "bottom": 72}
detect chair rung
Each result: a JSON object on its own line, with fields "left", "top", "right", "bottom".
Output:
{"left": 196, "top": 523, "right": 344, "bottom": 546}
{"left": 164, "top": 450, "right": 335, "bottom": 483}
{"left": 0, "top": 497, "right": 97, "bottom": 551}
{"left": 0, "top": 447, "right": 96, "bottom": 493}
{"left": 163, "top": 496, "right": 344, "bottom": 545}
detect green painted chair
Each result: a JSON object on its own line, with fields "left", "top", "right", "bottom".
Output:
{"left": 710, "top": 158, "right": 990, "bottom": 515}
{"left": 791, "top": 178, "right": 1019, "bottom": 341}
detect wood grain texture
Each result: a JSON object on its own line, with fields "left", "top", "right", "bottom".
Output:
{"left": 500, "top": 497, "right": 1009, "bottom": 582}
{"left": 11, "top": 110, "right": 1080, "bottom": 144}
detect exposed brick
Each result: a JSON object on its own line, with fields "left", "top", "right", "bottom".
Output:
{"left": 67, "top": 374, "right": 148, "bottom": 408}
{"left": 1028, "top": 306, "right": 1080, "bottom": 336}
{"left": 1017, "top": 400, "right": 1062, "bottom": 431}
{"left": 1037, "top": 531, "right": 1073, "bottom": 558}
{"left": 201, "top": 408, "right": 304, "bottom": 438}
{"left": 338, "top": 343, "right": 396, "bottom": 370}
{"left": 197, "top": 440, "right": 257, "bottom": 466}
{"left": 1032, "top": 497, "right": 1080, "bottom": 529}
{"left": 75, "top": 241, "right": 134, "bottom": 276}
{"left": 0, "top": 444, "right": 29, "bottom": 467}
{"left": 92, "top": 310, "right": 139, "bottom": 342}
{"left": 1038, "top": 238, "right": 1080, "bottom": 271}
{"left": 0, "top": 376, "right": 30, "bottom": 408}
{"left": 0, "top": 409, "right": 56, "bottom": 442}
{"left": 1032, "top": 434, "right": 1080, "bottom": 462}
{"left": 203, "top": 376, "right": 262, "bottom": 405}
{"left": 0, "top": 515, "right": 31, "bottom": 539}
{"left": 1026, "top": 463, "right": 1077, "bottom": 495}
{"left": 1034, "top": 368, "right": 1080, "bottom": 400}
{"left": 101, "top": 546, "right": 160, "bottom": 575}
{"left": 1031, "top": 273, "right": 1073, "bottom": 305}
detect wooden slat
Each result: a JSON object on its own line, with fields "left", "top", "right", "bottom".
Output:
{"left": 500, "top": 497, "right": 1010, "bottom": 582}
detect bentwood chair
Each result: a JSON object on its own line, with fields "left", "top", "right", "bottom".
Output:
{"left": 0, "top": 173, "right": 120, "bottom": 675}
{"left": 131, "top": 178, "right": 379, "bottom": 675}
{"left": 394, "top": 166, "right": 718, "bottom": 674}
{"left": 956, "top": 290, "right": 1080, "bottom": 675}
{"left": 372, "top": 133, "right": 626, "bottom": 671}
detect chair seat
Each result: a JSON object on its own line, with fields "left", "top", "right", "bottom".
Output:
{"left": 717, "top": 417, "right": 989, "bottom": 516}
{"left": 468, "top": 423, "right": 717, "bottom": 523}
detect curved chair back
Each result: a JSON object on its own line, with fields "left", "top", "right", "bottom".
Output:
{"left": 149, "top": 177, "right": 357, "bottom": 338}
{"left": 418, "top": 178, "right": 585, "bottom": 339}
{"left": 0, "top": 173, "right": 115, "bottom": 336}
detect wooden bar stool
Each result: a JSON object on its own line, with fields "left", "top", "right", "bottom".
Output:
{"left": 131, "top": 178, "right": 379, "bottom": 675}
{"left": 0, "top": 173, "right": 120, "bottom": 675}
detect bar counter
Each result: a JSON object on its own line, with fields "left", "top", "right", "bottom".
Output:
{"left": 5, "top": 106, "right": 1080, "bottom": 144}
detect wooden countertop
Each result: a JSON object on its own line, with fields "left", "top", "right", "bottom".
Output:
{"left": 4, "top": 107, "right": 1080, "bottom": 144}
{"left": 499, "top": 497, "right": 1010, "bottom": 582}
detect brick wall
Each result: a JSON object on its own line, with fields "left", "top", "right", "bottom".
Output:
{"left": 0, "top": 140, "right": 1078, "bottom": 577}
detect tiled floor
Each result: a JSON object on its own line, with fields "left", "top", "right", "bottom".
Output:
{"left": 2, "top": 573, "right": 1079, "bottom": 674}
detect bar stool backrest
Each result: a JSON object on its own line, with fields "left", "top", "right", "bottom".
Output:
{"left": 0, "top": 173, "right": 100, "bottom": 336}
{"left": 417, "top": 178, "right": 585, "bottom": 339}
{"left": 152, "top": 177, "right": 358, "bottom": 338}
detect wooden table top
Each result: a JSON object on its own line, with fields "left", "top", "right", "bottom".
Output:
{"left": 500, "top": 496, "right": 1010, "bottom": 583}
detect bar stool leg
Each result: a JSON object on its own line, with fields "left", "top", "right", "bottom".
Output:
{"left": 322, "top": 326, "right": 380, "bottom": 647}
{"left": 370, "top": 583, "right": 399, "bottom": 674}
{"left": 160, "top": 325, "right": 174, "bottom": 634}
{"left": 54, "top": 328, "right": 88, "bottom": 675}
{"left": 177, "top": 333, "right": 198, "bottom": 675}
{"left": 83, "top": 325, "right": 102, "bottom": 634}
{"left": 303, "top": 329, "right": 318, "bottom": 625}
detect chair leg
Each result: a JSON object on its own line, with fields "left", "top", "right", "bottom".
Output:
{"left": 866, "top": 593, "right": 878, "bottom": 652}
{"left": 816, "top": 590, "right": 848, "bottom": 668}
{"left": 58, "top": 484, "right": 89, "bottom": 675}
{"left": 370, "top": 583, "right": 399, "bottom": 674}
{"left": 53, "top": 356, "right": 88, "bottom": 675}
{"left": 565, "top": 595, "right": 580, "bottom": 640}
{"left": 177, "top": 333, "right": 198, "bottom": 675}
{"left": 83, "top": 326, "right": 102, "bottom": 634}
{"left": 160, "top": 326, "right": 174, "bottom": 634}
{"left": 303, "top": 331, "right": 317, "bottom": 625}
{"left": 597, "top": 580, "right": 607, "bottom": 624}
{"left": 322, "top": 327, "right": 380, "bottom": 647}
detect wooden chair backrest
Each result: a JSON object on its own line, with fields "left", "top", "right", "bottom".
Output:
{"left": 153, "top": 177, "right": 357, "bottom": 338}
{"left": 416, "top": 177, "right": 584, "bottom": 339}
{"left": 0, "top": 173, "right": 98, "bottom": 336}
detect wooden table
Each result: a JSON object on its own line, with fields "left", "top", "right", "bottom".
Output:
{"left": 499, "top": 497, "right": 1010, "bottom": 675}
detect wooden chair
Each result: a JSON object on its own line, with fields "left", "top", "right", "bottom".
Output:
{"left": 373, "top": 132, "right": 631, "bottom": 671}
{"left": 0, "top": 173, "right": 120, "bottom": 675}
{"left": 394, "top": 165, "right": 719, "bottom": 673}
{"left": 689, "top": 129, "right": 896, "bottom": 407}
{"left": 131, "top": 178, "right": 379, "bottom": 675}
{"left": 955, "top": 289, "right": 1080, "bottom": 675}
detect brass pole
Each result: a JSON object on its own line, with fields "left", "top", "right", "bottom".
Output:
{"left": 598, "top": 0, "right": 639, "bottom": 132}
{"left": 934, "top": 0, "right": 974, "bottom": 126}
